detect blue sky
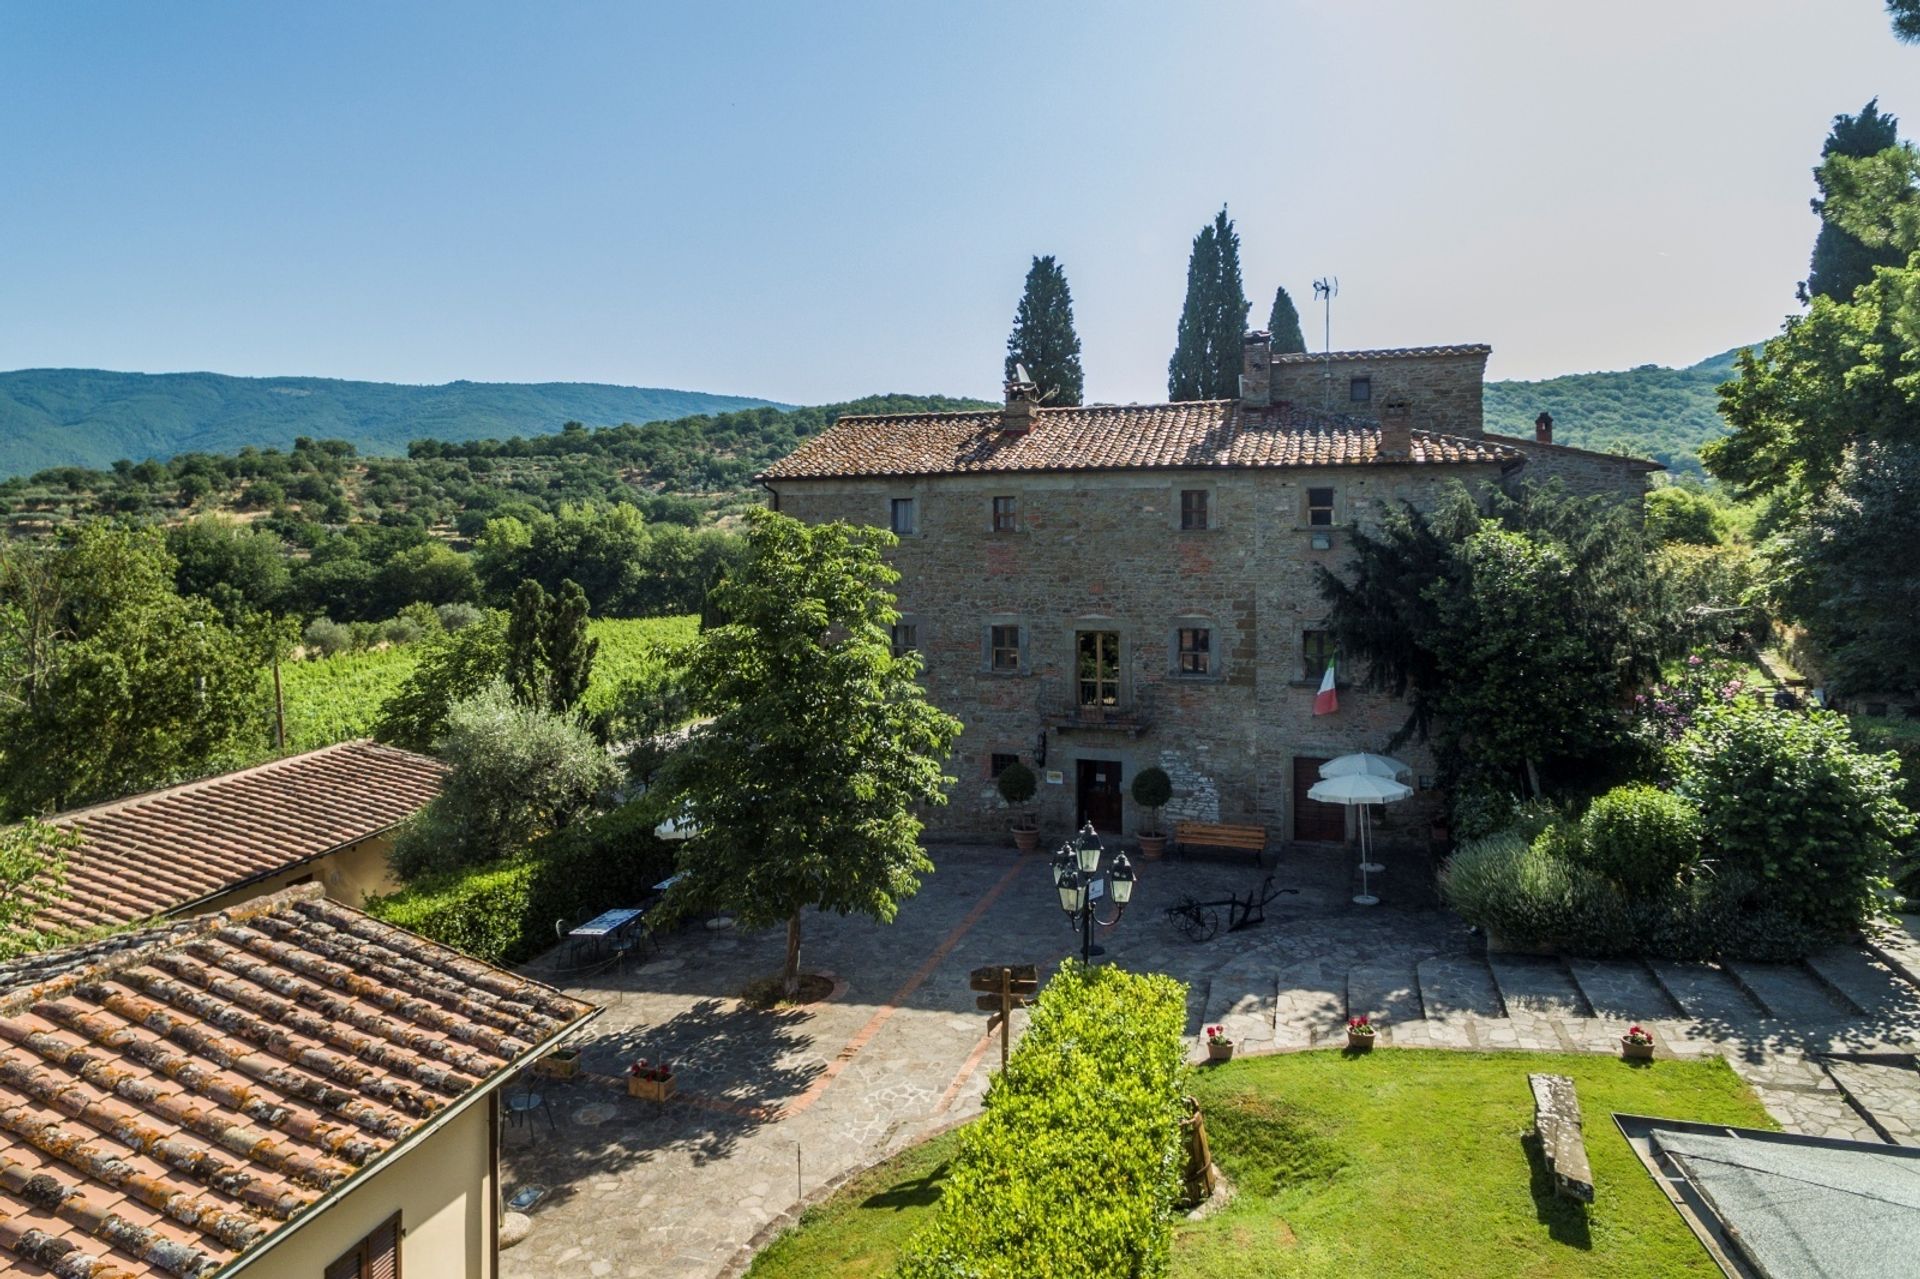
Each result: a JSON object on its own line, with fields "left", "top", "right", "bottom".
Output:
{"left": 2, "top": 2, "right": 1914, "bottom": 405}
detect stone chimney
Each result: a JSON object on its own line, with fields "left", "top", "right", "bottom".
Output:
{"left": 1379, "top": 399, "right": 1412, "bottom": 460}
{"left": 1534, "top": 410, "right": 1554, "bottom": 444}
{"left": 1001, "top": 367, "right": 1040, "bottom": 433}
{"left": 1239, "top": 330, "right": 1272, "bottom": 408}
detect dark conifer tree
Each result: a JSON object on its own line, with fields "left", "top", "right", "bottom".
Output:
{"left": 1168, "top": 207, "right": 1250, "bottom": 400}
{"left": 545, "top": 578, "right": 598, "bottom": 714}
{"left": 1004, "top": 256, "right": 1085, "bottom": 406}
{"left": 1800, "top": 100, "right": 1905, "bottom": 303}
{"left": 1267, "top": 285, "right": 1308, "bottom": 354}
{"left": 1891, "top": 0, "right": 1920, "bottom": 43}
{"left": 505, "top": 578, "right": 549, "bottom": 708}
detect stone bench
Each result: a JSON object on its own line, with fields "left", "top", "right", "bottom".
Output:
{"left": 1529, "top": 1072, "right": 1594, "bottom": 1203}
{"left": 1174, "top": 822, "right": 1268, "bottom": 865}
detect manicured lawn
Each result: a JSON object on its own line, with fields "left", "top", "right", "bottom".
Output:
{"left": 745, "top": 1049, "right": 1775, "bottom": 1278}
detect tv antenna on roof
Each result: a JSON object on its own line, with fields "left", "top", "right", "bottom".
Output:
{"left": 1313, "top": 277, "right": 1339, "bottom": 409}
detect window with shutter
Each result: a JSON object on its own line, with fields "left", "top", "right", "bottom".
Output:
{"left": 326, "top": 1213, "right": 401, "bottom": 1279}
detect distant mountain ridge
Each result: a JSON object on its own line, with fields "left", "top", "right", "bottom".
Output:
{"left": 1484, "top": 346, "right": 1750, "bottom": 476}
{"left": 1, "top": 346, "right": 1752, "bottom": 480}
{"left": 0, "top": 368, "right": 786, "bottom": 477}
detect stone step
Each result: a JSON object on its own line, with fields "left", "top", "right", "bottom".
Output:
{"left": 1416, "top": 956, "right": 1506, "bottom": 1020}
{"left": 1184, "top": 977, "right": 1212, "bottom": 1037}
{"left": 1273, "top": 958, "right": 1347, "bottom": 1048}
{"left": 1724, "top": 961, "right": 1855, "bottom": 1024}
{"left": 1347, "top": 964, "right": 1423, "bottom": 1043}
{"left": 1860, "top": 919, "right": 1920, "bottom": 996}
{"left": 1487, "top": 954, "right": 1592, "bottom": 1019}
{"left": 1202, "top": 963, "right": 1276, "bottom": 1049}
{"left": 1647, "top": 960, "right": 1764, "bottom": 1025}
{"left": 1820, "top": 1057, "right": 1920, "bottom": 1146}
{"left": 1563, "top": 957, "right": 1677, "bottom": 1022}
{"left": 1805, "top": 946, "right": 1920, "bottom": 1025}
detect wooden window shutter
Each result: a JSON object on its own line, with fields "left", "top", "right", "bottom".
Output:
{"left": 325, "top": 1253, "right": 360, "bottom": 1279}
{"left": 368, "top": 1215, "right": 399, "bottom": 1279}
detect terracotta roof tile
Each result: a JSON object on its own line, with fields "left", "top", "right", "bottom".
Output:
{"left": 31, "top": 742, "right": 447, "bottom": 936}
{"left": 1269, "top": 343, "right": 1492, "bottom": 363}
{"left": 758, "top": 399, "right": 1520, "bottom": 482}
{"left": 0, "top": 885, "right": 597, "bottom": 1277}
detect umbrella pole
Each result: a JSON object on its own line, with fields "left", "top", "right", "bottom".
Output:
{"left": 1359, "top": 801, "right": 1384, "bottom": 873}
{"left": 1353, "top": 802, "right": 1379, "bottom": 907}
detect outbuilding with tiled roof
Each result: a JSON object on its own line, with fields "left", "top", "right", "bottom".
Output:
{"left": 0, "top": 884, "right": 598, "bottom": 1277}
{"left": 26, "top": 741, "right": 447, "bottom": 940}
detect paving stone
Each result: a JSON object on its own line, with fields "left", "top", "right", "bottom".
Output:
{"left": 1563, "top": 957, "right": 1676, "bottom": 1022}
{"left": 1347, "top": 964, "right": 1422, "bottom": 1041}
{"left": 1647, "top": 960, "right": 1764, "bottom": 1027}
{"left": 1820, "top": 1057, "right": 1920, "bottom": 1147}
{"left": 1416, "top": 956, "right": 1502, "bottom": 1049}
{"left": 1748, "top": 1083, "right": 1885, "bottom": 1145}
{"left": 1487, "top": 954, "right": 1591, "bottom": 1018}
{"left": 1862, "top": 916, "right": 1920, "bottom": 988}
{"left": 1724, "top": 960, "right": 1855, "bottom": 1024}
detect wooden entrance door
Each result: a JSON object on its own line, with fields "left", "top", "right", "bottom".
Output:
{"left": 1292, "top": 757, "right": 1347, "bottom": 843}
{"left": 1076, "top": 759, "right": 1123, "bottom": 836}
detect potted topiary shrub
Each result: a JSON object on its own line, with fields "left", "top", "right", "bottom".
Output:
{"left": 997, "top": 760, "right": 1040, "bottom": 853}
{"left": 1132, "top": 766, "right": 1173, "bottom": 859}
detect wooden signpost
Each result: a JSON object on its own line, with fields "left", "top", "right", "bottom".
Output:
{"left": 969, "top": 964, "right": 1039, "bottom": 1069}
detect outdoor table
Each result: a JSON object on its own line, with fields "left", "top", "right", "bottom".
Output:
{"left": 569, "top": 907, "right": 644, "bottom": 963}
{"left": 652, "top": 873, "right": 682, "bottom": 893}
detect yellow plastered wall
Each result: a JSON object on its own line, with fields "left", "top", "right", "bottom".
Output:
{"left": 186, "top": 833, "right": 402, "bottom": 918}
{"left": 240, "top": 1096, "right": 496, "bottom": 1279}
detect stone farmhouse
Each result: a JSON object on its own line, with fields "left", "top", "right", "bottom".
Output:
{"left": 760, "top": 333, "right": 1660, "bottom": 848}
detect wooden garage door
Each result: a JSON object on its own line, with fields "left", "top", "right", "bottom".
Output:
{"left": 1292, "top": 757, "right": 1347, "bottom": 843}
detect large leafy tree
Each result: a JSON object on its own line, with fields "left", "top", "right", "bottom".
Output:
{"left": 373, "top": 612, "right": 509, "bottom": 752}
{"left": 1800, "top": 100, "right": 1904, "bottom": 304}
{"left": 1004, "top": 255, "right": 1085, "bottom": 406}
{"left": 0, "top": 524, "right": 265, "bottom": 817}
{"left": 166, "top": 517, "right": 290, "bottom": 623}
{"left": 1168, "top": 207, "right": 1250, "bottom": 400}
{"left": 654, "top": 509, "right": 962, "bottom": 993}
{"left": 1775, "top": 440, "right": 1920, "bottom": 693}
{"left": 1317, "top": 486, "right": 1685, "bottom": 795}
{"left": 1267, "top": 284, "right": 1308, "bottom": 354}
{"left": 1709, "top": 142, "right": 1920, "bottom": 506}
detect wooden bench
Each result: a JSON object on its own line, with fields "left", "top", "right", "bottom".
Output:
{"left": 1174, "top": 822, "right": 1268, "bottom": 865}
{"left": 1529, "top": 1073, "right": 1594, "bottom": 1203}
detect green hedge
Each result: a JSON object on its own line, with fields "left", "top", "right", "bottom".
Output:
{"left": 895, "top": 963, "right": 1189, "bottom": 1279}
{"left": 366, "top": 801, "right": 676, "bottom": 964}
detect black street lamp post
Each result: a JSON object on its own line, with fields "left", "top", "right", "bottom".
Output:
{"left": 1051, "top": 822, "right": 1136, "bottom": 966}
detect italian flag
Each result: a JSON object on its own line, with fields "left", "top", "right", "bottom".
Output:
{"left": 1313, "top": 654, "right": 1338, "bottom": 716}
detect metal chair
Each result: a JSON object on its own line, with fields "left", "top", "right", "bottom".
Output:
{"left": 503, "top": 1070, "right": 555, "bottom": 1140}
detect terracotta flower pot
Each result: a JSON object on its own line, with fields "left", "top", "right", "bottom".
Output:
{"left": 1347, "top": 1031, "right": 1376, "bottom": 1051}
{"left": 1206, "top": 1038, "right": 1235, "bottom": 1062}
{"left": 627, "top": 1074, "right": 676, "bottom": 1102}
{"left": 1013, "top": 826, "right": 1039, "bottom": 854}
{"left": 1138, "top": 832, "right": 1167, "bottom": 861}
{"left": 533, "top": 1049, "right": 580, "bottom": 1080}
{"left": 1622, "top": 1040, "right": 1655, "bottom": 1061}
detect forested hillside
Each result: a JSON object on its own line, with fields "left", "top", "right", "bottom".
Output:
{"left": 1484, "top": 347, "right": 1747, "bottom": 475}
{"left": 0, "top": 368, "right": 787, "bottom": 476}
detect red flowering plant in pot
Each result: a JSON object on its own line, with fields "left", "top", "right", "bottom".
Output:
{"left": 627, "top": 1058, "right": 676, "bottom": 1100}
{"left": 1205, "top": 1024, "right": 1235, "bottom": 1062}
{"left": 1346, "top": 1016, "right": 1377, "bottom": 1051}
{"left": 1621, "top": 1025, "right": 1656, "bottom": 1061}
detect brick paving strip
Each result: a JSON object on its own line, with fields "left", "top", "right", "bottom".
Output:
{"left": 777, "top": 854, "right": 1031, "bottom": 1119}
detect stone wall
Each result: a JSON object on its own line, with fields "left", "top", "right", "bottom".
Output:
{"left": 1270, "top": 350, "right": 1488, "bottom": 438}
{"left": 1487, "top": 433, "right": 1659, "bottom": 502}
{"left": 770, "top": 463, "right": 1481, "bottom": 847}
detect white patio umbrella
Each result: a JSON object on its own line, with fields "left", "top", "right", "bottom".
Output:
{"left": 1306, "top": 773, "right": 1414, "bottom": 907}
{"left": 654, "top": 808, "right": 698, "bottom": 841}
{"left": 1318, "top": 754, "right": 1414, "bottom": 872}
{"left": 1318, "top": 753, "right": 1413, "bottom": 782}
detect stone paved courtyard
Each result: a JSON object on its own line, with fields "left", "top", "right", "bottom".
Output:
{"left": 499, "top": 842, "right": 1920, "bottom": 1278}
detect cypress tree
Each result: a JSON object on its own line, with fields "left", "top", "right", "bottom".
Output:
{"left": 1800, "top": 100, "right": 1904, "bottom": 304}
{"left": 505, "top": 578, "right": 549, "bottom": 708}
{"left": 1168, "top": 207, "right": 1250, "bottom": 400}
{"left": 1267, "top": 285, "right": 1308, "bottom": 354}
{"left": 1892, "top": 0, "right": 1920, "bottom": 43}
{"left": 544, "top": 578, "right": 598, "bottom": 714}
{"left": 1004, "top": 256, "right": 1085, "bottom": 406}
